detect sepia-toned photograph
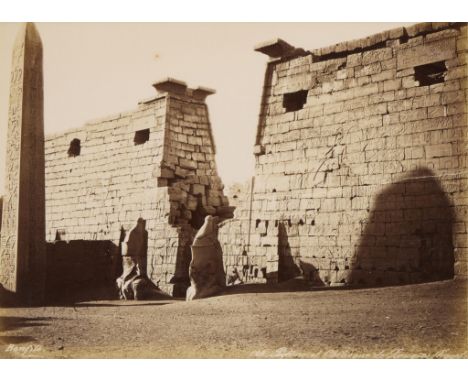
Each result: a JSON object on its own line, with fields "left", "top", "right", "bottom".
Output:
{"left": 0, "top": 2, "right": 467, "bottom": 365}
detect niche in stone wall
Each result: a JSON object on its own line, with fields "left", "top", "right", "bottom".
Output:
{"left": 414, "top": 61, "right": 447, "bottom": 86}
{"left": 68, "top": 138, "right": 81, "bottom": 157}
{"left": 189, "top": 195, "right": 206, "bottom": 230}
{"left": 134, "top": 128, "right": 150, "bottom": 145}
{"left": 283, "top": 90, "right": 308, "bottom": 112}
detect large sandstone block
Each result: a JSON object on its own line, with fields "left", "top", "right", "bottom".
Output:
{"left": 397, "top": 38, "right": 457, "bottom": 69}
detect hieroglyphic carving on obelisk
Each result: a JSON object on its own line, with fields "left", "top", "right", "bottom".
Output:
{"left": 0, "top": 23, "right": 46, "bottom": 304}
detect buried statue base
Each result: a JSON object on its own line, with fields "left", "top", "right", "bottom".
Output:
{"left": 186, "top": 215, "right": 226, "bottom": 301}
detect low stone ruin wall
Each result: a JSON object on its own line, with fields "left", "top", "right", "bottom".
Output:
{"left": 45, "top": 240, "right": 120, "bottom": 302}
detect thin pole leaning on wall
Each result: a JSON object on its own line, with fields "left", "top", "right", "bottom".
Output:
{"left": 247, "top": 176, "right": 255, "bottom": 250}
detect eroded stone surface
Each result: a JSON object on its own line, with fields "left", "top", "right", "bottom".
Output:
{"left": 117, "top": 218, "right": 147, "bottom": 299}
{"left": 116, "top": 218, "right": 165, "bottom": 300}
{"left": 0, "top": 23, "right": 46, "bottom": 304}
{"left": 186, "top": 215, "right": 225, "bottom": 300}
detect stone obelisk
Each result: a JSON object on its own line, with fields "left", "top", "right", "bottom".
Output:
{"left": 0, "top": 23, "right": 46, "bottom": 305}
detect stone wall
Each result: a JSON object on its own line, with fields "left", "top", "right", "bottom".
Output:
{"left": 219, "top": 179, "right": 269, "bottom": 283}
{"left": 44, "top": 79, "right": 232, "bottom": 296}
{"left": 0, "top": 196, "right": 2, "bottom": 233}
{"left": 220, "top": 22, "right": 468, "bottom": 287}
{"left": 45, "top": 240, "right": 120, "bottom": 302}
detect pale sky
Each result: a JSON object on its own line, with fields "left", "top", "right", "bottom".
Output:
{"left": 0, "top": 22, "right": 411, "bottom": 193}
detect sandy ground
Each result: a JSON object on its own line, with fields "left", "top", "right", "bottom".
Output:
{"left": 0, "top": 279, "right": 466, "bottom": 358}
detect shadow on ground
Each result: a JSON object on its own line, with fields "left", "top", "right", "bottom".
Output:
{"left": 73, "top": 301, "right": 174, "bottom": 308}
{"left": 220, "top": 277, "right": 464, "bottom": 297}
{"left": 0, "top": 316, "right": 50, "bottom": 332}
{"left": 221, "top": 277, "right": 348, "bottom": 296}
{"left": 0, "top": 316, "right": 51, "bottom": 346}
{"left": 0, "top": 335, "right": 36, "bottom": 344}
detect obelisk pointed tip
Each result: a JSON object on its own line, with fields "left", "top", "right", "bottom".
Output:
{"left": 15, "top": 22, "right": 42, "bottom": 46}
{"left": 25, "top": 22, "right": 42, "bottom": 45}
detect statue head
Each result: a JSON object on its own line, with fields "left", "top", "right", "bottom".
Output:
{"left": 136, "top": 218, "right": 146, "bottom": 230}
{"left": 194, "top": 215, "right": 220, "bottom": 241}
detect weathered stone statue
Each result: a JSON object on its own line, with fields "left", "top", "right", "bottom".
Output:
{"left": 116, "top": 218, "right": 163, "bottom": 300}
{"left": 186, "top": 215, "right": 225, "bottom": 300}
{"left": 0, "top": 23, "right": 46, "bottom": 305}
{"left": 226, "top": 267, "right": 243, "bottom": 286}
